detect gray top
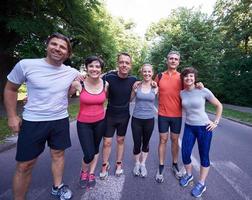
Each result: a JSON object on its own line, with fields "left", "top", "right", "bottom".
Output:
{"left": 7, "top": 58, "right": 79, "bottom": 121}
{"left": 180, "top": 88, "right": 215, "bottom": 126}
{"left": 133, "top": 87, "right": 156, "bottom": 119}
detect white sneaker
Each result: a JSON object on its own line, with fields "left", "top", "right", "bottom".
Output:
{"left": 140, "top": 164, "right": 147, "bottom": 177}
{"left": 133, "top": 163, "right": 140, "bottom": 176}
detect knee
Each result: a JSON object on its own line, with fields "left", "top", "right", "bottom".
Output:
{"left": 160, "top": 136, "right": 168, "bottom": 144}
{"left": 84, "top": 154, "right": 95, "bottom": 164}
{"left": 117, "top": 137, "right": 124, "bottom": 145}
{"left": 171, "top": 135, "right": 179, "bottom": 144}
{"left": 133, "top": 146, "right": 141, "bottom": 155}
{"left": 142, "top": 145, "right": 149, "bottom": 153}
{"left": 51, "top": 150, "right": 64, "bottom": 161}
{"left": 103, "top": 139, "right": 112, "bottom": 148}
{"left": 16, "top": 160, "right": 36, "bottom": 175}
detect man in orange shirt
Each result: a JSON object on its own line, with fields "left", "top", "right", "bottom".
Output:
{"left": 155, "top": 51, "right": 183, "bottom": 183}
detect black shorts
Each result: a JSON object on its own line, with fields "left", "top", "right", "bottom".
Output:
{"left": 16, "top": 117, "right": 71, "bottom": 162}
{"left": 104, "top": 114, "right": 130, "bottom": 137}
{"left": 158, "top": 115, "right": 182, "bottom": 134}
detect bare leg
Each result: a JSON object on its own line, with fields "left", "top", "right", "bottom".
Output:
{"left": 170, "top": 132, "right": 180, "bottom": 164}
{"left": 13, "top": 159, "right": 37, "bottom": 200}
{"left": 141, "top": 152, "right": 148, "bottom": 165}
{"left": 134, "top": 153, "right": 141, "bottom": 164}
{"left": 184, "top": 163, "right": 193, "bottom": 175}
{"left": 51, "top": 149, "right": 65, "bottom": 187}
{"left": 101, "top": 137, "right": 112, "bottom": 173}
{"left": 158, "top": 133, "right": 169, "bottom": 165}
{"left": 199, "top": 166, "right": 210, "bottom": 184}
{"left": 89, "top": 154, "right": 99, "bottom": 174}
{"left": 116, "top": 136, "right": 125, "bottom": 163}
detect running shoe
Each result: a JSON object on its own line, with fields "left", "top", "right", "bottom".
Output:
{"left": 51, "top": 184, "right": 72, "bottom": 200}
{"left": 191, "top": 182, "right": 206, "bottom": 198}
{"left": 171, "top": 164, "right": 183, "bottom": 179}
{"left": 115, "top": 162, "right": 124, "bottom": 177}
{"left": 99, "top": 162, "right": 110, "bottom": 180}
{"left": 155, "top": 169, "right": 164, "bottom": 183}
{"left": 179, "top": 174, "right": 193, "bottom": 187}
{"left": 88, "top": 173, "right": 96, "bottom": 189}
{"left": 140, "top": 164, "right": 147, "bottom": 178}
{"left": 133, "top": 163, "right": 140, "bottom": 176}
{"left": 79, "top": 170, "right": 89, "bottom": 188}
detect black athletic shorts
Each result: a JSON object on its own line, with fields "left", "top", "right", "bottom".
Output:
{"left": 158, "top": 115, "right": 182, "bottom": 134}
{"left": 104, "top": 114, "right": 130, "bottom": 137}
{"left": 16, "top": 117, "right": 71, "bottom": 162}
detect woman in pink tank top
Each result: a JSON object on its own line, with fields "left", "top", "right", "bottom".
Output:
{"left": 69, "top": 56, "right": 108, "bottom": 189}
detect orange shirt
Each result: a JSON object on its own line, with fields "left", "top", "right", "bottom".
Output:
{"left": 156, "top": 70, "right": 182, "bottom": 117}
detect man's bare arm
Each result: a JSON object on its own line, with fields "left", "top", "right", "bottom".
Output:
{"left": 4, "top": 81, "right": 22, "bottom": 133}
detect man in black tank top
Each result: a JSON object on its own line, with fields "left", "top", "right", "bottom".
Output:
{"left": 100, "top": 53, "right": 137, "bottom": 178}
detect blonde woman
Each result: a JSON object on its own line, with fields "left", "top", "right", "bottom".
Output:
{"left": 130, "top": 64, "right": 158, "bottom": 177}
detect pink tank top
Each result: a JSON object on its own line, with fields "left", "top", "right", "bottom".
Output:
{"left": 77, "top": 83, "right": 106, "bottom": 123}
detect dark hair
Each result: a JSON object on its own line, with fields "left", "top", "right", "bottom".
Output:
{"left": 46, "top": 33, "right": 72, "bottom": 57}
{"left": 117, "top": 52, "right": 132, "bottom": 62}
{"left": 84, "top": 56, "right": 104, "bottom": 70}
{"left": 180, "top": 67, "right": 198, "bottom": 83}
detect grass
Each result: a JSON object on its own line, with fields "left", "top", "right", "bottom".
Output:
{"left": 0, "top": 117, "right": 13, "bottom": 143}
{"left": 68, "top": 102, "right": 79, "bottom": 120}
{"left": 206, "top": 103, "right": 252, "bottom": 124}
{"left": 0, "top": 102, "right": 80, "bottom": 143}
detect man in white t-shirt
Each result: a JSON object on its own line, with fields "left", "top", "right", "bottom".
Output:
{"left": 4, "top": 33, "right": 79, "bottom": 200}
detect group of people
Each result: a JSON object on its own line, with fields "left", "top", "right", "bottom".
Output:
{"left": 4, "top": 33, "right": 222, "bottom": 200}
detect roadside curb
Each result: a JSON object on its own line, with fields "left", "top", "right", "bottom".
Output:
{"left": 0, "top": 136, "right": 17, "bottom": 153}
{"left": 207, "top": 111, "right": 252, "bottom": 127}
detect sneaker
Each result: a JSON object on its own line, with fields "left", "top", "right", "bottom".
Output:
{"left": 51, "top": 184, "right": 72, "bottom": 200}
{"left": 133, "top": 163, "right": 140, "bottom": 176}
{"left": 140, "top": 164, "right": 147, "bottom": 177}
{"left": 172, "top": 164, "right": 182, "bottom": 179}
{"left": 115, "top": 162, "right": 124, "bottom": 177}
{"left": 79, "top": 170, "right": 89, "bottom": 188}
{"left": 179, "top": 174, "right": 193, "bottom": 187}
{"left": 88, "top": 173, "right": 96, "bottom": 188}
{"left": 155, "top": 169, "right": 164, "bottom": 183}
{"left": 191, "top": 182, "right": 207, "bottom": 198}
{"left": 99, "top": 163, "right": 110, "bottom": 180}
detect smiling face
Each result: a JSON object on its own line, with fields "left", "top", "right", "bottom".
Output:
{"left": 86, "top": 60, "right": 102, "bottom": 78}
{"left": 166, "top": 53, "right": 180, "bottom": 70}
{"left": 141, "top": 64, "right": 153, "bottom": 82}
{"left": 117, "top": 54, "right": 132, "bottom": 77}
{"left": 183, "top": 73, "right": 196, "bottom": 88}
{"left": 46, "top": 37, "right": 70, "bottom": 66}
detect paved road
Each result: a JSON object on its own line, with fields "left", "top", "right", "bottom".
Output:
{"left": 0, "top": 104, "right": 252, "bottom": 200}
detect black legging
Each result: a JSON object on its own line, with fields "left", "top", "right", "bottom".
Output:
{"left": 131, "top": 117, "right": 154, "bottom": 155}
{"left": 77, "top": 119, "right": 106, "bottom": 164}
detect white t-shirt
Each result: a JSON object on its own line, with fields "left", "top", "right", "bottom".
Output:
{"left": 7, "top": 58, "right": 79, "bottom": 121}
{"left": 180, "top": 88, "right": 215, "bottom": 126}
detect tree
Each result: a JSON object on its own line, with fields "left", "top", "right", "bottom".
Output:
{"left": 146, "top": 7, "right": 222, "bottom": 92}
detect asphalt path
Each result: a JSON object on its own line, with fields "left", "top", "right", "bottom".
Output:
{"left": 0, "top": 104, "right": 252, "bottom": 200}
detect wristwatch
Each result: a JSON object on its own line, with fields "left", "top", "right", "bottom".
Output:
{"left": 214, "top": 120, "right": 219, "bottom": 125}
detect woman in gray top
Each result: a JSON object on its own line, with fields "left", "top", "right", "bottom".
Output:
{"left": 179, "top": 67, "right": 222, "bottom": 198}
{"left": 130, "top": 64, "right": 158, "bottom": 177}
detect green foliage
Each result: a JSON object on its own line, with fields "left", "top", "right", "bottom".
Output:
{"left": 0, "top": 117, "right": 12, "bottom": 142}
{"left": 206, "top": 103, "right": 252, "bottom": 124}
{"left": 146, "top": 3, "right": 252, "bottom": 106}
